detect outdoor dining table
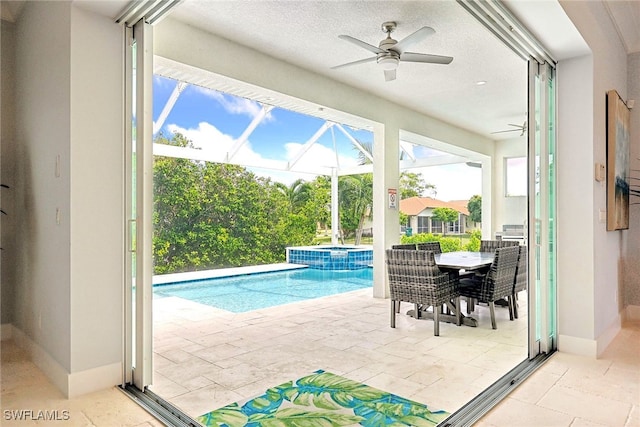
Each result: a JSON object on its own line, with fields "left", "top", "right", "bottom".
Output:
{"left": 407, "top": 251, "right": 495, "bottom": 328}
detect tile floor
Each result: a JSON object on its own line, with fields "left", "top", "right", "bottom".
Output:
{"left": 150, "top": 288, "right": 528, "bottom": 417}
{"left": 1, "top": 291, "right": 638, "bottom": 426}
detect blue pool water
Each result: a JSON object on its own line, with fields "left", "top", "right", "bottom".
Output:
{"left": 153, "top": 268, "right": 373, "bottom": 313}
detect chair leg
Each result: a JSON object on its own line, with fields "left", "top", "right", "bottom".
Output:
{"left": 513, "top": 293, "right": 519, "bottom": 319}
{"left": 390, "top": 300, "right": 396, "bottom": 328}
{"left": 466, "top": 297, "right": 473, "bottom": 314}
{"left": 434, "top": 305, "right": 440, "bottom": 336}
{"left": 396, "top": 301, "right": 401, "bottom": 313}
{"left": 489, "top": 302, "right": 497, "bottom": 329}
{"left": 455, "top": 296, "right": 461, "bottom": 326}
{"left": 414, "top": 303, "right": 420, "bottom": 319}
{"left": 508, "top": 295, "right": 515, "bottom": 321}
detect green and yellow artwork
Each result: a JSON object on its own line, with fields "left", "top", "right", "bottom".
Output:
{"left": 198, "top": 370, "right": 449, "bottom": 426}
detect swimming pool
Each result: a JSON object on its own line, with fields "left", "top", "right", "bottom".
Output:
{"left": 153, "top": 267, "right": 373, "bottom": 313}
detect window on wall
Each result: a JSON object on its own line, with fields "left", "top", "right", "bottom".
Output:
{"left": 505, "top": 156, "right": 527, "bottom": 197}
{"left": 417, "top": 216, "right": 429, "bottom": 234}
{"left": 431, "top": 219, "right": 443, "bottom": 234}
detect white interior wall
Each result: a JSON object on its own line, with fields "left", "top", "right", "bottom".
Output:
{"left": 6, "top": 1, "right": 124, "bottom": 397}
{"left": 559, "top": 0, "right": 629, "bottom": 355}
{"left": 556, "top": 54, "right": 595, "bottom": 350}
{"left": 14, "top": 0, "right": 73, "bottom": 373}
{"left": 493, "top": 137, "right": 527, "bottom": 237}
{"left": 69, "top": 6, "right": 123, "bottom": 377}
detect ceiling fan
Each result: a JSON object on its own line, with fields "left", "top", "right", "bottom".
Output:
{"left": 491, "top": 120, "right": 527, "bottom": 137}
{"left": 331, "top": 21, "right": 453, "bottom": 82}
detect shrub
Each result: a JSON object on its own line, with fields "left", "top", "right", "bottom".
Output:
{"left": 464, "top": 229, "right": 481, "bottom": 252}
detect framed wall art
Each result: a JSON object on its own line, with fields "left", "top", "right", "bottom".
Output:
{"left": 606, "top": 89, "right": 631, "bottom": 231}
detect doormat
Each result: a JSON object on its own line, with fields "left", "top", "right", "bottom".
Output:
{"left": 197, "top": 369, "right": 449, "bottom": 426}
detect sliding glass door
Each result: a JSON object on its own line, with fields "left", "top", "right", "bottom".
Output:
{"left": 528, "top": 59, "right": 557, "bottom": 356}
{"left": 124, "top": 19, "right": 154, "bottom": 392}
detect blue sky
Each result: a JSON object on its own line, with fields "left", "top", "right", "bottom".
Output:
{"left": 153, "top": 75, "right": 482, "bottom": 200}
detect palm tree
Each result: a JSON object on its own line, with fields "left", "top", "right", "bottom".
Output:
{"left": 275, "top": 179, "right": 311, "bottom": 213}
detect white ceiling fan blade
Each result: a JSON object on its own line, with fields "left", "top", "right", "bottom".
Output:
{"left": 338, "top": 35, "right": 386, "bottom": 54}
{"left": 394, "top": 26, "right": 435, "bottom": 53}
{"left": 331, "top": 56, "right": 377, "bottom": 70}
{"left": 400, "top": 52, "right": 453, "bottom": 65}
{"left": 384, "top": 69, "right": 396, "bottom": 82}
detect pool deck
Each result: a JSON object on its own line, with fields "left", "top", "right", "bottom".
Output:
{"left": 153, "top": 263, "right": 309, "bottom": 285}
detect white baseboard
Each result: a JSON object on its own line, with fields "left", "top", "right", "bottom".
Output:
{"left": 558, "top": 334, "right": 597, "bottom": 357}
{"left": 11, "top": 326, "right": 122, "bottom": 398}
{"left": 68, "top": 361, "right": 122, "bottom": 399}
{"left": 625, "top": 305, "right": 640, "bottom": 321}
{"left": 559, "top": 311, "right": 623, "bottom": 358}
{"left": 596, "top": 313, "right": 621, "bottom": 357}
{"left": 1, "top": 323, "right": 13, "bottom": 341}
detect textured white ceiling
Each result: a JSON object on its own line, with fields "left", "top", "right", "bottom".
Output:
{"left": 65, "top": 0, "right": 634, "bottom": 140}
{"left": 167, "top": 0, "right": 528, "bottom": 140}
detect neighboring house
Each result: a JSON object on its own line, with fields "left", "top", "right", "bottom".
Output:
{"left": 399, "top": 196, "right": 480, "bottom": 235}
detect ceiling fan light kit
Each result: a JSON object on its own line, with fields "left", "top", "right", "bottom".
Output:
{"left": 333, "top": 21, "right": 453, "bottom": 81}
{"left": 378, "top": 55, "right": 399, "bottom": 70}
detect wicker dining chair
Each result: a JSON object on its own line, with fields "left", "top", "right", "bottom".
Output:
{"left": 392, "top": 243, "right": 417, "bottom": 250}
{"left": 417, "top": 241, "right": 442, "bottom": 254}
{"left": 458, "top": 245, "right": 519, "bottom": 329}
{"left": 511, "top": 245, "right": 528, "bottom": 319}
{"left": 480, "top": 239, "right": 520, "bottom": 252}
{"left": 385, "top": 249, "right": 460, "bottom": 336}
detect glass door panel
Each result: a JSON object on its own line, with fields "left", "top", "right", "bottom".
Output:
{"left": 528, "top": 59, "right": 557, "bottom": 357}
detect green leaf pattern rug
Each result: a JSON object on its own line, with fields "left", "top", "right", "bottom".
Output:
{"left": 197, "top": 370, "right": 449, "bottom": 426}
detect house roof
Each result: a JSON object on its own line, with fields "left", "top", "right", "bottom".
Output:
{"left": 400, "top": 196, "right": 470, "bottom": 216}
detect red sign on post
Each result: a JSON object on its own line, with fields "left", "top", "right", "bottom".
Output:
{"left": 388, "top": 188, "right": 397, "bottom": 209}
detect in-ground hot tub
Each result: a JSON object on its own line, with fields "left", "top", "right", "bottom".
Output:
{"left": 286, "top": 245, "right": 373, "bottom": 270}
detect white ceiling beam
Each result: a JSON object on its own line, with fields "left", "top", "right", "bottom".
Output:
{"left": 226, "top": 104, "right": 274, "bottom": 161}
{"left": 153, "top": 143, "right": 334, "bottom": 176}
{"left": 287, "top": 121, "right": 334, "bottom": 170}
{"left": 400, "top": 154, "right": 470, "bottom": 169}
{"left": 153, "top": 81, "right": 188, "bottom": 135}
{"left": 335, "top": 124, "right": 373, "bottom": 163}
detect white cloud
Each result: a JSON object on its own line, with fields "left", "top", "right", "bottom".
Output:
{"left": 166, "top": 122, "right": 301, "bottom": 183}
{"left": 414, "top": 164, "right": 482, "bottom": 201}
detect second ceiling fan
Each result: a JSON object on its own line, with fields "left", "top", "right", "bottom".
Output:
{"left": 332, "top": 21, "right": 454, "bottom": 82}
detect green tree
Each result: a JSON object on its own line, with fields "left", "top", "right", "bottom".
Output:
{"left": 338, "top": 173, "right": 373, "bottom": 245}
{"left": 153, "top": 133, "right": 317, "bottom": 274}
{"left": 432, "top": 207, "right": 460, "bottom": 236}
{"left": 400, "top": 171, "right": 435, "bottom": 199}
{"left": 308, "top": 176, "right": 332, "bottom": 229}
{"left": 467, "top": 195, "right": 482, "bottom": 223}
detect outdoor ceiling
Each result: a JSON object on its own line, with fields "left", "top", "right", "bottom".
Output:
{"left": 57, "top": 0, "right": 638, "bottom": 144}
{"left": 166, "top": 0, "right": 528, "bottom": 141}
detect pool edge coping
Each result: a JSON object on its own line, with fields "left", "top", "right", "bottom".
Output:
{"left": 152, "top": 263, "right": 309, "bottom": 286}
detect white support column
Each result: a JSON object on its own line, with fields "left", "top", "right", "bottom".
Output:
{"left": 481, "top": 157, "right": 493, "bottom": 239}
{"left": 331, "top": 168, "right": 340, "bottom": 245}
{"left": 373, "top": 122, "right": 399, "bottom": 299}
